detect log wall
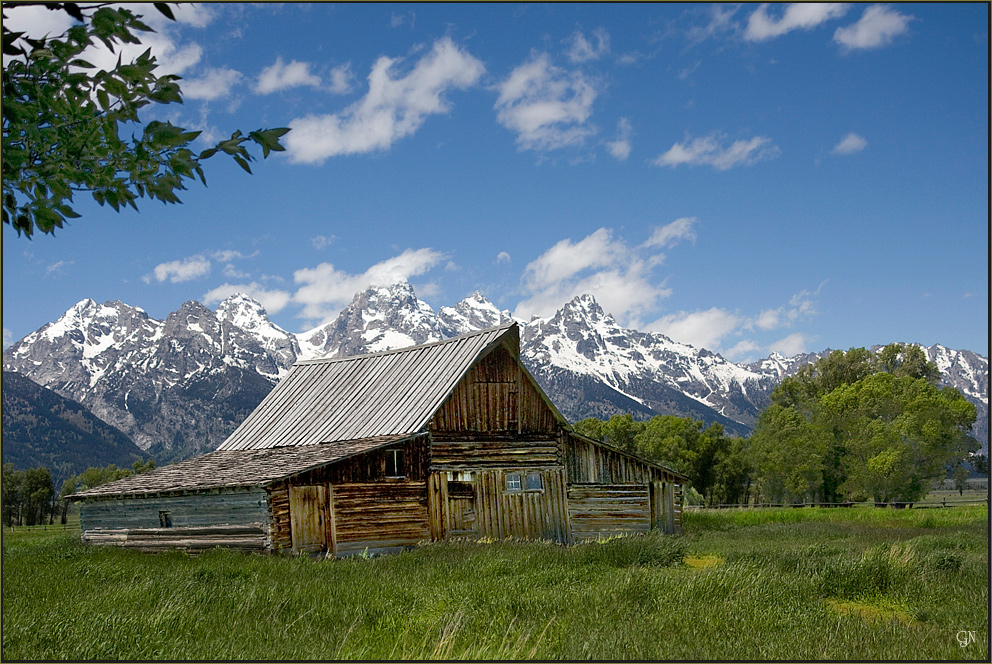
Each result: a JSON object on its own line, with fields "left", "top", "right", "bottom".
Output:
{"left": 79, "top": 488, "right": 270, "bottom": 551}
{"left": 332, "top": 481, "right": 429, "bottom": 556}
{"left": 430, "top": 434, "right": 561, "bottom": 469}
{"left": 567, "top": 484, "right": 651, "bottom": 541}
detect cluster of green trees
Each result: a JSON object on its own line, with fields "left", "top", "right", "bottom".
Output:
{"left": 573, "top": 415, "right": 751, "bottom": 506}
{"left": 2, "top": 459, "right": 155, "bottom": 526}
{"left": 576, "top": 344, "right": 982, "bottom": 506}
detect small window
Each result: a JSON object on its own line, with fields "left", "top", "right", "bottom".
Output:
{"left": 505, "top": 473, "right": 522, "bottom": 491}
{"left": 525, "top": 472, "right": 543, "bottom": 491}
{"left": 159, "top": 511, "right": 173, "bottom": 528}
{"left": 385, "top": 449, "right": 405, "bottom": 478}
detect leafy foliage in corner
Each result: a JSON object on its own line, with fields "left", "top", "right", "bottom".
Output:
{"left": 2, "top": 2, "right": 289, "bottom": 238}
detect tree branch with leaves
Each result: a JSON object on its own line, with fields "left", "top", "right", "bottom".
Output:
{"left": 2, "top": 2, "right": 289, "bottom": 238}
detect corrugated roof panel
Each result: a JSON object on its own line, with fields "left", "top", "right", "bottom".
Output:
{"left": 216, "top": 324, "right": 516, "bottom": 450}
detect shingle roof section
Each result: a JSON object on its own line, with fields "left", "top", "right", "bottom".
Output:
{"left": 217, "top": 324, "right": 517, "bottom": 451}
{"left": 76, "top": 434, "right": 415, "bottom": 497}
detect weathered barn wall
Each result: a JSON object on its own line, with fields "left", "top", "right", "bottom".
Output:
{"left": 333, "top": 481, "right": 429, "bottom": 555}
{"left": 269, "top": 480, "right": 431, "bottom": 556}
{"left": 79, "top": 488, "right": 270, "bottom": 551}
{"left": 567, "top": 484, "right": 651, "bottom": 541}
{"left": 430, "top": 434, "right": 561, "bottom": 469}
{"left": 429, "top": 468, "right": 570, "bottom": 543}
{"left": 565, "top": 435, "right": 658, "bottom": 484}
{"left": 564, "top": 433, "right": 684, "bottom": 535}
{"left": 430, "top": 345, "right": 558, "bottom": 434}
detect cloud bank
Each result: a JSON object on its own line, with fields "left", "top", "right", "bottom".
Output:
{"left": 285, "top": 38, "right": 485, "bottom": 164}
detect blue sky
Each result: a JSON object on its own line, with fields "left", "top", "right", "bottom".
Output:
{"left": 2, "top": 3, "right": 988, "bottom": 360}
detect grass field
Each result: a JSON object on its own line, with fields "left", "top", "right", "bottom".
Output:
{"left": 2, "top": 505, "right": 988, "bottom": 660}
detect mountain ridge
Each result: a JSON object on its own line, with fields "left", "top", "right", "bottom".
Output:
{"left": 4, "top": 282, "right": 987, "bottom": 461}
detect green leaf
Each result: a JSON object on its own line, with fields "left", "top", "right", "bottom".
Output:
{"left": 232, "top": 155, "right": 253, "bottom": 174}
{"left": 154, "top": 3, "right": 177, "bottom": 21}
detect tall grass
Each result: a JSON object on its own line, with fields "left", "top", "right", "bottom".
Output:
{"left": 2, "top": 506, "right": 987, "bottom": 660}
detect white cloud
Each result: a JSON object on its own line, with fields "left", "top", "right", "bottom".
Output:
{"left": 145, "top": 255, "right": 211, "bottom": 283}
{"left": 292, "top": 248, "right": 445, "bottom": 323}
{"left": 3, "top": 3, "right": 212, "bottom": 75}
{"left": 3, "top": 328, "right": 14, "bottom": 349}
{"left": 834, "top": 5, "right": 912, "bottom": 51}
{"left": 753, "top": 308, "right": 784, "bottom": 331}
{"left": 285, "top": 38, "right": 485, "bottom": 164}
{"left": 390, "top": 11, "right": 415, "bottom": 28}
{"left": 136, "top": 3, "right": 215, "bottom": 30}
{"left": 328, "top": 63, "right": 354, "bottom": 95}
{"left": 1, "top": 4, "right": 77, "bottom": 42}
{"left": 653, "top": 133, "right": 779, "bottom": 170}
{"left": 606, "top": 117, "right": 633, "bottom": 161}
{"left": 202, "top": 282, "right": 292, "bottom": 314}
{"left": 211, "top": 249, "right": 257, "bottom": 263}
{"left": 565, "top": 28, "right": 611, "bottom": 63}
{"left": 46, "top": 260, "right": 73, "bottom": 275}
{"left": 496, "top": 251, "right": 511, "bottom": 265}
{"left": 644, "top": 217, "right": 697, "bottom": 250}
{"left": 222, "top": 264, "right": 251, "bottom": 279}
{"left": 746, "top": 285, "right": 822, "bottom": 333}
{"left": 831, "top": 132, "right": 867, "bottom": 155}
{"left": 495, "top": 52, "right": 599, "bottom": 152}
{"left": 725, "top": 339, "right": 763, "bottom": 359}
{"left": 311, "top": 235, "right": 336, "bottom": 250}
{"left": 182, "top": 67, "right": 244, "bottom": 101}
{"left": 648, "top": 308, "right": 744, "bottom": 352}
{"left": 255, "top": 56, "right": 322, "bottom": 94}
{"left": 769, "top": 332, "right": 813, "bottom": 356}
{"left": 745, "top": 3, "right": 850, "bottom": 42}
{"left": 686, "top": 4, "right": 743, "bottom": 45}
{"left": 646, "top": 283, "right": 824, "bottom": 356}
{"left": 513, "top": 228, "right": 672, "bottom": 325}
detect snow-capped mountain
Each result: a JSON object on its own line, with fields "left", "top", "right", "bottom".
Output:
{"left": 438, "top": 291, "right": 514, "bottom": 338}
{"left": 4, "top": 281, "right": 988, "bottom": 461}
{"left": 296, "top": 282, "right": 444, "bottom": 360}
{"left": 520, "top": 294, "right": 774, "bottom": 435}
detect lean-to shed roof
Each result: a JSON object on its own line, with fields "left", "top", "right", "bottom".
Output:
{"left": 218, "top": 323, "right": 521, "bottom": 451}
{"left": 75, "top": 434, "right": 415, "bottom": 498}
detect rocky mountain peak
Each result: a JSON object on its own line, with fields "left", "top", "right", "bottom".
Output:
{"left": 297, "top": 281, "right": 442, "bottom": 360}
{"left": 437, "top": 291, "right": 513, "bottom": 338}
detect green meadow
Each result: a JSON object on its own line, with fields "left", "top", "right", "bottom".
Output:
{"left": 2, "top": 505, "right": 987, "bottom": 660}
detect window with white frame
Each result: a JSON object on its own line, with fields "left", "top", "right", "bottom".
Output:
{"left": 385, "top": 449, "right": 405, "bottom": 478}
{"left": 505, "top": 471, "right": 544, "bottom": 492}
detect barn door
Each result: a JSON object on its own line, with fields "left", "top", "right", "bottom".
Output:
{"left": 289, "top": 484, "right": 329, "bottom": 553}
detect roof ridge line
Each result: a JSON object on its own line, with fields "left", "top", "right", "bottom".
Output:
{"left": 296, "top": 322, "right": 517, "bottom": 365}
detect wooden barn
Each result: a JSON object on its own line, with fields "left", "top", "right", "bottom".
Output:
{"left": 74, "top": 323, "right": 686, "bottom": 555}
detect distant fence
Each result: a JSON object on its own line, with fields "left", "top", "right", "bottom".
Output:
{"left": 684, "top": 497, "right": 990, "bottom": 510}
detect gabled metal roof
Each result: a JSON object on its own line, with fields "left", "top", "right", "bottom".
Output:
{"left": 217, "top": 324, "right": 519, "bottom": 451}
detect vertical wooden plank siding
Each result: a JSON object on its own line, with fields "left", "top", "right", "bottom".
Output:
{"left": 289, "top": 484, "right": 328, "bottom": 553}
{"left": 430, "top": 345, "right": 558, "bottom": 435}
{"left": 428, "top": 472, "right": 448, "bottom": 541}
{"left": 472, "top": 468, "right": 568, "bottom": 543}
{"left": 326, "top": 484, "right": 337, "bottom": 555}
